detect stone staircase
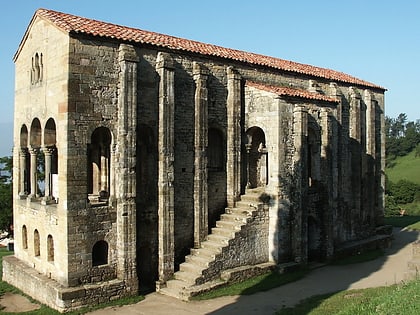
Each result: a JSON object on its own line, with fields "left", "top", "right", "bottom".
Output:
{"left": 159, "top": 188, "right": 269, "bottom": 300}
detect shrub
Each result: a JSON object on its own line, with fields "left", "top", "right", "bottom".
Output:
{"left": 385, "top": 194, "right": 400, "bottom": 216}
{"left": 388, "top": 179, "right": 420, "bottom": 204}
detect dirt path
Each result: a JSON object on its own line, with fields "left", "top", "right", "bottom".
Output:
{"left": 87, "top": 227, "right": 419, "bottom": 315}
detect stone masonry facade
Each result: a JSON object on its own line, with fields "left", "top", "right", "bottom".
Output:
{"left": 3, "top": 9, "right": 388, "bottom": 312}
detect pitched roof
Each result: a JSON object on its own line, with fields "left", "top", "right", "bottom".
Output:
{"left": 246, "top": 81, "right": 339, "bottom": 103}
{"left": 22, "top": 8, "right": 384, "bottom": 91}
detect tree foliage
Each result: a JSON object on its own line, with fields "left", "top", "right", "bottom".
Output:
{"left": 0, "top": 156, "right": 13, "bottom": 234}
{"left": 386, "top": 113, "right": 420, "bottom": 160}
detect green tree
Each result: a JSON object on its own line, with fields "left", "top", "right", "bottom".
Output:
{"left": 0, "top": 156, "right": 13, "bottom": 235}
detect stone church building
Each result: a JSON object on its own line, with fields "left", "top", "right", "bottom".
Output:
{"left": 4, "top": 8, "right": 388, "bottom": 312}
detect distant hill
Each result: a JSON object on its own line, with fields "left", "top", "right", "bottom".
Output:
{"left": 0, "top": 122, "right": 13, "bottom": 157}
{"left": 386, "top": 150, "right": 420, "bottom": 185}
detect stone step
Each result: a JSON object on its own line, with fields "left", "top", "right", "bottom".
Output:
{"left": 179, "top": 262, "right": 205, "bottom": 274}
{"left": 220, "top": 212, "right": 250, "bottom": 224}
{"left": 174, "top": 270, "right": 200, "bottom": 283}
{"left": 190, "top": 247, "right": 220, "bottom": 259}
{"left": 240, "top": 194, "right": 262, "bottom": 203}
{"left": 207, "top": 233, "right": 230, "bottom": 245}
{"left": 185, "top": 254, "right": 210, "bottom": 267}
{"left": 159, "top": 286, "right": 183, "bottom": 299}
{"left": 216, "top": 220, "right": 242, "bottom": 230}
{"left": 211, "top": 227, "right": 236, "bottom": 238}
{"left": 201, "top": 238, "right": 225, "bottom": 252}
{"left": 165, "top": 279, "right": 190, "bottom": 291}
{"left": 235, "top": 200, "right": 259, "bottom": 210}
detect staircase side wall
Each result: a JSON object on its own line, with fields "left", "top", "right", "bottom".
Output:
{"left": 199, "top": 205, "right": 269, "bottom": 283}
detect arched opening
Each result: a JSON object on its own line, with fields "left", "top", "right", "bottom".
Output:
{"left": 31, "top": 53, "right": 43, "bottom": 84}
{"left": 34, "top": 229, "right": 40, "bottom": 257}
{"left": 245, "top": 127, "right": 267, "bottom": 189}
{"left": 207, "top": 127, "right": 227, "bottom": 231}
{"left": 22, "top": 225, "right": 28, "bottom": 249}
{"left": 47, "top": 235, "right": 54, "bottom": 262}
{"left": 88, "top": 127, "right": 112, "bottom": 201}
{"left": 307, "top": 125, "right": 321, "bottom": 187}
{"left": 92, "top": 240, "right": 108, "bottom": 266}
{"left": 30, "top": 119, "right": 41, "bottom": 148}
{"left": 43, "top": 118, "right": 58, "bottom": 200}
{"left": 136, "top": 124, "right": 158, "bottom": 293}
{"left": 208, "top": 128, "right": 225, "bottom": 172}
{"left": 19, "top": 125, "right": 29, "bottom": 196}
{"left": 29, "top": 119, "right": 42, "bottom": 197}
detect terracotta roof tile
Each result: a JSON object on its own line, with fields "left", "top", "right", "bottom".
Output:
{"left": 246, "top": 81, "right": 339, "bottom": 103}
{"left": 34, "top": 8, "right": 385, "bottom": 91}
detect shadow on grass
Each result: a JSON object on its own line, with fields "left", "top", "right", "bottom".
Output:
{"left": 384, "top": 215, "right": 420, "bottom": 228}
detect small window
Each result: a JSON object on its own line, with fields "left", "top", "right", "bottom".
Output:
{"left": 31, "top": 52, "right": 43, "bottom": 85}
{"left": 22, "top": 225, "right": 28, "bottom": 249}
{"left": 47, "top": 235, "right": 54, "bottom": 262}
{"left": 92, "top": 240, "right": 108, "bottom": 266}
{"left": 34, "top": 229, "right": 40, "bottom": 257}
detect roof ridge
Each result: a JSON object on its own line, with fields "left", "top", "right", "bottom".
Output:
{"left": 33, "top": 8, "right": 385, "bottom": 91}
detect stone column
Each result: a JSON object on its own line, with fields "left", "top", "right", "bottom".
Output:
{"left": 349, "top": 87, "right": 362, "bottom": 235}
{"left": 42, "top": 146, "right": 53, "bottom": 201}
{"left": 226, "top": 67, "right": 242, "bottom": 207}
{"left": 320, "top": 108, "right": 335, "bottom": 258}
{"left": 19, "top": 148, "right": 28, "bottom": 197}
{"left": 100, "top": 147, "right": 109, "bottom": 194}
{"left": 156, "top": 52, "right": 175, "bottom": 286}
{"left": 292, "top": 106, "right": 307, "bottom": 263}
{"left": 109, "top": 144, "right": 116, "bottom": 204}
{"left": 364, "top": 90, "right": 376, "bottom": 226}
{"left": 28, "top": 147, "right": 38, "bottom": 198}
{"left": 116, "top": 44, "right": 138, "bottom": 289}
{"left": 193, "top": 62, "right": 209, "bottom": 248}
{"left": 378, "top": 97, "right": 386, "bottom": 225}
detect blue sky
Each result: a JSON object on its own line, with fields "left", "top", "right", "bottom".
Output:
{"left": 0, "top": 0, "right": 419, "bottom": 156}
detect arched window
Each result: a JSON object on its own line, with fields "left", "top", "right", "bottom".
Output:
{"left": 92, "top": 240, "right": 108, "bottom": 266}
{"left": 43, "top": 118, "right": 58, "bottom": 200}
{"left": 19, "top": 125, "right": 29, "bottom": 196}
{"left": 307, "top": 125, "right": 321, "bottom": 186}
{"left": 29, "top": 119, "right": 42, "bottom": 197}
{"left": 47, "top": 235, "right": 54, "bottom": 262}
{"left": 31, "top": 52, "right": 43, "bottom": 85}
{"left": 34, "top": 229, "right": 40, "bottom": 257}
{"left": 208, "top": 128, "right": 225, "bottom": 172}
{"left": 245, "top": 127, "right": 268, "bottom": 188}
{"left": 88, "top": 127, "right": 112, "bottom": 201}
{"left": 22, "top": 225, "right": 28, "bottom": 249}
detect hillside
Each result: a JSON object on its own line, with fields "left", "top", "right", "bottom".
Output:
{"left": 386, "top": 150, "right": 420, "bottom": 185}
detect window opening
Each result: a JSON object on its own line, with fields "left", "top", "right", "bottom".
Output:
{"left": 92, "top": 240, "right": 108, "bottom": 266}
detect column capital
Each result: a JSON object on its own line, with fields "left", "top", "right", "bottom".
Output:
{"left": 19, "top": 147, "right": 28, "bottom": 155}
{"left": 41, "top": 146, "right": 55, "bottom": 155}
{"left": 28, "top": 146, "right": 39, "bottom": 154}
{"left": 118, "top": 44, "right": 139, "bottom": 62}
{"left": 193, "top": 62, "right": 209, "bottom": 79}
{"left": 227, "top": 66, "right": 241, "bottom": 80}
{"left": 156, "top": 52, "right": 174, "bottom": 70}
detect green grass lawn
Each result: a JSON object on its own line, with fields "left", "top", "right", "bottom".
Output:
{"left": 276, "top": 280, "right": 420, "bottom": 315}
{"left": 384, "top": 215, "right": 420, "bottom": 230}
{"left": 386, "top": 151, "right": 420, "bottom": 185}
